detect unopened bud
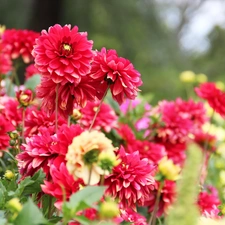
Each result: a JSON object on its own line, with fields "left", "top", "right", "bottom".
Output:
{"left": 99, "top": 200, "right": 119, "bottom": 219}
{"left": 4, "top": 170, "right": 15, "bottom": 180}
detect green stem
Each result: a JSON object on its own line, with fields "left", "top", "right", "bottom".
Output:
{"left": 21, "top": 108, "right": 26, "bottom": 145}
{"left": 88, "top": 85, "right": 109, "bottom": 131}
{"left": 148, "top": 181, "right": 164, "bottom": 225}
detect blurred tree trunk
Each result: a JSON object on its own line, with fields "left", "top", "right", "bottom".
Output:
{"left": 28, "top": 0, "right": 63, "bottom": 32}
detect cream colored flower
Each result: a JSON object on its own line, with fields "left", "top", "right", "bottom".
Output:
{"left": 66, "top": 130, "right": 116, "bottom": 185}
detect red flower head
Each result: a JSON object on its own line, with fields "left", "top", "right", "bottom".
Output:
{"left": 79, "top": 101, "right": 118, "bottom": 132}
{"left": 17, "top": 128, "right": 59, "bottom": 179}
{"left": 146, "top": 180, "right": 176, "bottom": 217}
{"left": 2, "top": 29, "right": 39, "bottom": 63}
{"left": 0, "top": 114, "right": 15, "bottom": 150}
{"left": 197, "top": 186, "right": 221, "bottom": 219}
{"left": 195, "top": 82, "right": 225, "bottom": 117}
{"left": 194, "top": 131, "right": 216, "bottom": 152}
{"left": 105, "top": 147, "right": 156, "bottom": 209}
{"left": 89, "top": 47, "right": 142, "bottom": 104}
{"left": 0, "top": 96, "right": 22, "bottom": 127}
{"left": 25, "top": 106, "right": 67, "bottom": 137}
{"left": 16, "top": 89, "right": 33, "bottom": 107}
{"left": 120, "top": 207, "right": 147, "bottom": 225}
{"left": 41, "top": 160, "right": 82, "bottom": 209}
{"left": 25, "top": 64, "right": 39, "bottom": 80}
{"left": 32, "top": 24, "right": 93, "bottom": 85}
{"left": 137, "top": 141, "right": 166, "bottom": 164}
{"left": 36, "top": 76, "right": 96, "bottom": 118}
{"left": 0, "top": 43, "right": 12, "bottom": 74}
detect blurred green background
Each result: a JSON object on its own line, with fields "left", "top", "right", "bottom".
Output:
{"left": 0, "top": 0, "right": 224, "bottom": 103}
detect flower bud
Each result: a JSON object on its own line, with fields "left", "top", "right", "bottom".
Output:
{"left": 4, "top": 170, "right": 15, "bottom": 180}
{"left": 71, "top": 109, "right": 82, "bottom": 121}
{"left": 196, "top": 73, "right": 208, "bottom": 83}
{"left": 9, "top": 131, "right": 19, "bottom": 140}
{"left": 16, "top": 89, "right": 33, "bottom": 107}
{"left": 158, "top": 157, "right": 181, "bottom": 181}
{"left": 98, "top": 151, "right": 120, "bottom": 172}
{"left": 179, "top": 71, "right": 196, "bottom": 83}
{"left": 7, "top": 198, "right": 22, "bottom": 212}
{"left": 99, "top": 200, "right": 119, "bottom": 219}
{"left": 216, "top": 81, "right": 225, "bottom": 91}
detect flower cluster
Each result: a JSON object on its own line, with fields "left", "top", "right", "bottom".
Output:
{"left": 0, "top": 25, "right": 224, "bottom": 225}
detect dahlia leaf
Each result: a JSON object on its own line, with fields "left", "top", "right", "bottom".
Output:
{"left": 24, "top": 74, "right": 41, "bottom": 90}
{"left": 14, "top": 198, "right": 47, "bottom": 225}
{"left": 15, "top": 170, "right": 45, "bottom": 197}
{"left": 69, "top": 186, "right": 106, "bottom": 209}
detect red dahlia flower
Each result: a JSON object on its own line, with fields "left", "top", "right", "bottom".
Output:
{"left": 195, "top": 82, "right": 225, "bottom": 117}
{"left": 41, "top": 161, "right": 82, "bottom": 209}
{"left": 79, "top": 101, "right": 118, "bottom": 132}
{"left": 17, "top": 128, "right": 59, "bottom": 178}
{"left": 105, "top": 147, "right": 156, "bottom": 209}
{"left": 25, "top": 64, "right": 39, "bottom": 80}
{"left": 32, "top": 24, "right": 93, "bottom": 85}
{"left": 2, "top": 29, "right": 39, "bottom": 63}
{"left": 198, "top": 186, "right": 221, "bottom": 219}
{"left": 36, "top": 77, "right": 96, "bottom": 118}
{"left": 89, "top": 47, "right": 142, "bottom": 104}
{"left": 0, "top": 114, "right": 15, "bottom": 150}
{"left": 25, "top": 106, "right": 67, "bottom": 137}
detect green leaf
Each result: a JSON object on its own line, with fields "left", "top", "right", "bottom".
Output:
{"left": 24, "top": 74, "right": 41, "bottom": 90}
{"left": 0, "top": 181, "right": 7, "bottom": 208}
{"left": 73, "top": 215, "right": 91, "bottom": 225}
{"left": 69, "top": 186, "right": 106, "bottom": 209}
{"left": 14, "top": 198, "right": 47, "bottom": 225}
{"left": 15, "top": 170, "right": 45, "bottom": 197}
{"left": 0, "top": 210, "right": 7, "bottom": 225}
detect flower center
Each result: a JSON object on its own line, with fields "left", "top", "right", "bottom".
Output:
{"left": 60, "top": 43, "right": 72, "bottom": 56}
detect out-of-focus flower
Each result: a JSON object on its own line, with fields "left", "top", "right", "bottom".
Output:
{"left": 105, "top": 147, "right": 156, "bottom": 209}
{"left": 0, "top": 42, "right": 12, "bottom": 74}
{"left": 41, "top": 161, "right": 82, "bottom": 209}
{"left": 79, "top": 101, "right": 118, "bottom": 132}
{"left": 219, "top": 170, "right": 225, "bottom": 185}
{"left": 66, "top": 130, "right": 116, "bottom": 185}
{"left": 32, "top": 24, "right": 93, "bottom": 85}
{"left": 6, "top": 198, "right": 22, "bottom": 212}
{"left": 0, "top": 114, "right": 15, "bottom": 150}
{"left": 89, "top": 47, "right": 142, "bottom": 104}
{"left": 196, "top": 73, "right": 208, "bottom": 83}
{"left": 25, "top": 64, "right": 39, "bottom": 80}
{"left": 158, "top": 157, "right": 181, "bottom": 181}
{"left": 216, "top": 81, "right": 225, "bottom": 91}
{"left": 4, "top": 170, "right": 15, "bottom": 180}
{"left": 99, "top": 199, "right": 120, "bottom": 219}
{"left": 16, "top": 89, "right": 33, "bottom": 107}
{"left": 2, "top": 29, "right": 39, "bottom": 63}
{"left": 120, "top": 99, "right": 141, "bottom": 115}
{"left": 197, "top": 186, "right": 221, "bottom": 219}
{"left": 146, "top": 180, "right": 176, "bottom": 217}
{"left": 179, "top": 71, "right": 196, "bottom": 83}
{"left": 120, "top": 207, "right": 148, "bottom": 225}
{"left": 195, "top": 82, "right": 225, "bottom": 117}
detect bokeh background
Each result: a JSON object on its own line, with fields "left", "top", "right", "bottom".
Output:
{"left": 1, "top": 0, "right": 224, "bottom": 103}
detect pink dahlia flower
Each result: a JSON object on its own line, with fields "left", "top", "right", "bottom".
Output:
{"left": 2, "top": 29, "right": 39, "bottom": 63}
{"left": 79, "top": 101, "right": 118, "bottom": 132}
{"left": 0, "top": 44, "right": 12, "bottom": 74}
{"left": 89, "top": 47, "right": 142, "bottom": 104}
{"left": 105, "top": 147, "right": 156, "bottom": 209}
{"left": 195, "top": 82, "right": 225, "bottom": 117}
{"left": 32, "top": 24, "right": 93, "bottom": 85}
{"left": 41, "top": 161, "right": 82, "bottom": 209}
{"left": 0, "top": 114, "right": 15, "bottom": 150}
{"left": 36, "top": 77, "right": 96, "bottom": 118}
